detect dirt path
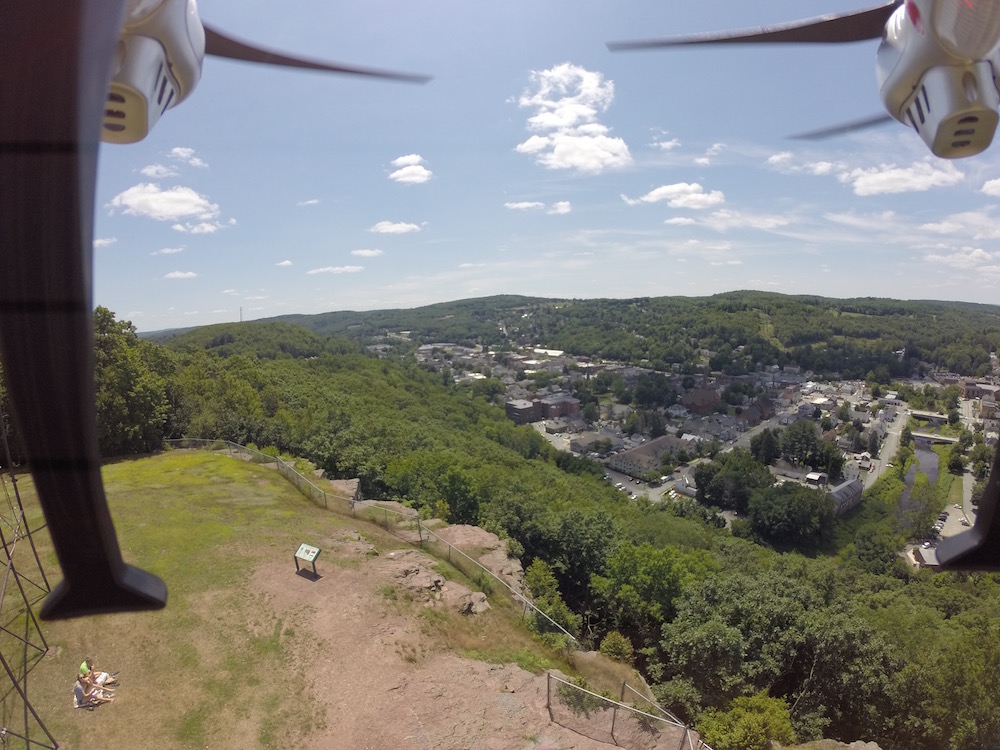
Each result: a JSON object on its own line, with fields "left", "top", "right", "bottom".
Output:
{"left": 252, "top": 530, "right": 622, "bottom": 750}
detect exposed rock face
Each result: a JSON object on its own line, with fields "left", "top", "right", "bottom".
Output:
{"left": 433, "top": 524, "right": 527, "bottom": 595}
{"left": 385, "top": 548, "right": 493, "bottom": 615}
{"left": 395, "top": 562, "right": 446, "bottom": 598}
{"left": 460, "top": 591, "right": 491, "bottom": 615}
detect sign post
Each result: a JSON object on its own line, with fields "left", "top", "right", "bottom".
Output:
{"left": 294, "top": 543, "right": 321, "bottom": 578}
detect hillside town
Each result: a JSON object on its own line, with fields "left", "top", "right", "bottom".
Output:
{"left": 413, "top": 341, "right": 998, "bottom": 554}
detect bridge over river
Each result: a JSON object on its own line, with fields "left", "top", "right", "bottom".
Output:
{"left": 911, "top": 431, "right": 959, "bottom": 444}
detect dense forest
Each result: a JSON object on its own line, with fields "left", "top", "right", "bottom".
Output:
{"left": 148, "top": 291, "right": 1000, "bottom": 380}
{"left": 7, "top": 300, "right": 1000, "bottom": 750}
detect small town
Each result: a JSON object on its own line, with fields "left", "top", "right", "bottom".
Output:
{"left": 415, "top": 340, "right": 998, "bottom": 569}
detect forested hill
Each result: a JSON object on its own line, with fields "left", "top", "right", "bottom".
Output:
{"left": 146, "top": 291, "right": 1000, "bottom": 378}
{"left": 12, "top": 306, "right": 999, "bottom": 748}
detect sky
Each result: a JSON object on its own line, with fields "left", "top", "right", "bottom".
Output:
{"left": 92, "top": 0, "right": 1000, "bottom": 332}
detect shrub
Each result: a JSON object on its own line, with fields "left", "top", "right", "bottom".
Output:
{"left": 599, "top": 630, "right": 634, "bottom": 665}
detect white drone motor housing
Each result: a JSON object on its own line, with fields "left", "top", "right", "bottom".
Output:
{"left": 103, "top": 0, "right": 205, "bottom": 144}
{"left": 902, "top": 62, "right": 1000, "bottom": 159}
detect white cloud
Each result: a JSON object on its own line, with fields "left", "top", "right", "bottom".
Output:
{"left": 808, "top": 161, "right": 835, "bottom": 176}
{"left": 351, "top": 248, "right": 383, "bottom": 257}
{"left": 93, "top": 237, "right": 117, "bottom": 248}
{"left": 172, "top": 220, "right": 231, "bottom": 234}
{"left": 924, "top": 247, "right": 999, "bottom": 269}
{"left": 516, "top": 62, "right": 631, "bottom": 174}
{"left": 667, "top": 209, "right": 790, "bottom": 232}
{"left": 108, "top": 183, "right": 220, "bottom": 222}
{"left": 370, "top": 220, "right": 421, "bottom": 234}
{"left": 920, "top": 210, "right": 1000, "bottom": 240}
{"left": 825, "top": 210, "right": 898, "bottom": 231}
{"left": 164, "top": 271, "right": 197, "bottom": 279}
{"left": 276, "top": 260, "right": 292, "bottom": 267}
{"left": 298, "top": 199, "right": 320, "bottom": 206}
{"left": 389, "top": 165, "right": 433, "bottom": 184}
{"left": 169, "top": 147, "right": 207, "bottom": 168}
{"left": 307, "top": 265, "right": 364, "bottom": 275}
{"left": 151, "top": 246, "right": 184, "bottom": 255}
{"left": 141, "top": 164, "right": 177, "bottom": 178}
{"left": 697, "top": 143, "right": 725, "bottom": 164}
{"left": 770, "top": 151, "right": 947, "bottom": 190}
{"left": 982, "top": 178, "right": 1000, "bottom": 197}
{"left": 622, "top": 183, "right": 725, "bottom": 210}
{"left": 222, "top": 289, "right": 239, "bottom": 295}
{"left": 389, "top": 155, "right": 432, "bottom": 184}
{"left": 392, "top": 154, "right": 424, "bottom": 167}
{"left": 504, "top": 200, "right": 570, "bottom": 214}
{"left": 839, "top": 161, "right": 963, "bottom": 195}
{"left": 699, "top": 209, "right": 790, "bottom": 232}
{"left": 653, "top": 138, "right": 680, "bottom": 151}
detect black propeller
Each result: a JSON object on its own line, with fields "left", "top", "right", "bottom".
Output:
{"left": 937, "top": 444, "right": 1000, "bottom": 571}
{"left": 0, "top": 2, "right": 428, "bottom": 619}
{"left": 607, "top": 1, "right": 902, "bottom": 50}
{"left": 0, "top": 0, "right": 168, "bottom": 620}
{"left": 608, "top": 3, "right": 904, "bottom": 140}
{"left": 790, "top": 113, "right": 895, "bottom": 140}
{"left": 203, "top": 25, "right": 431, "bottom": 83}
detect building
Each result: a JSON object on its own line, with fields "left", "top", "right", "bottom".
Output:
{"left": 830, "top": 478, "right": 863, "bottom": 515}
{"left": 505, "top": 399, "right": 540, "bottom": 425}
{"left": 805, "top": 471, "right": 829, "bottom": 487}
{"left": 538, "top": 393, "right": 581, "bottom": 419}
{"left": 736, "top": 396, "right": 775, "bottom": 429}
{"left": 607, "top": 435, "right": 690, "bottom": 478}
{"left": 682, "top": 387, "right": 720, "bottom": 415}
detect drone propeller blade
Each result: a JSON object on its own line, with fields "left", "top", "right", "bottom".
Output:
{"left": 203, "top": 24, "right": 431, "bottom": 83}
{"left": 938, "top": 446, "right": 1000, "bottom": 570}
{"left": 608, "top": 0, "right": 901, "bottom": 50}
{"left": 790, "top": 113, "right": 895, "bottom": 140}
{"left": 0, "top": 0, "right": 167, "bottom": 619}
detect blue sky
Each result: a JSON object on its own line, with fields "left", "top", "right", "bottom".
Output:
{"left": 92, "top": 0, "right": 1000, "bottom": 332}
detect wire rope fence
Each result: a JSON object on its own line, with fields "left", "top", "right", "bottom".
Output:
{"left": 164, "top": 439, "right": 711, "bottom": 748}
{"left": 163, "top": 439, "right": 578, "bottom": 645}
{"left": 547, "top": 672, "right": 711, "bottom": 750}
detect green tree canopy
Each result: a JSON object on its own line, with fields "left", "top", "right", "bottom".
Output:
{"left": 93, "top": 307, "right": 170, "bottom": 455}
{"left": 697, "top": 692, "right": 796, "bottom": 750}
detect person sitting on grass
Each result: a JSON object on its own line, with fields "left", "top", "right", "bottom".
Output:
{"left": 75, "top": 674, "right": 114, "bottom": 707}
{"left": 80, "top": 657, "right": 117, "bottom": 687}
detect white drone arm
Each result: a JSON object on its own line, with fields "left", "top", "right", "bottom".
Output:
{"left": 102, "top": 0, "right": 205, "bottom": 143}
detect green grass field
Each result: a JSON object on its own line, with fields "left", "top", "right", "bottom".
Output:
{"left": 4, "top": 450, "right": 592, "bottom": 750}
{"left": 13, "top": 451, "right": 343, "bottom": 749}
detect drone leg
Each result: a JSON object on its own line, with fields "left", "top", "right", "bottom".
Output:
{"left": 0, "top": 0, "right": 167, "bottom": 618}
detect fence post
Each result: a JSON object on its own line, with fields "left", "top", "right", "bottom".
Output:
{"left": 609, "top": 677, "right": 628, "bottom": 746}
{"left": 546, "top": 672, "right": 552, "bottom": 719}
{"left": 417, "top": 516, "right": 423, "bottom": 547}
